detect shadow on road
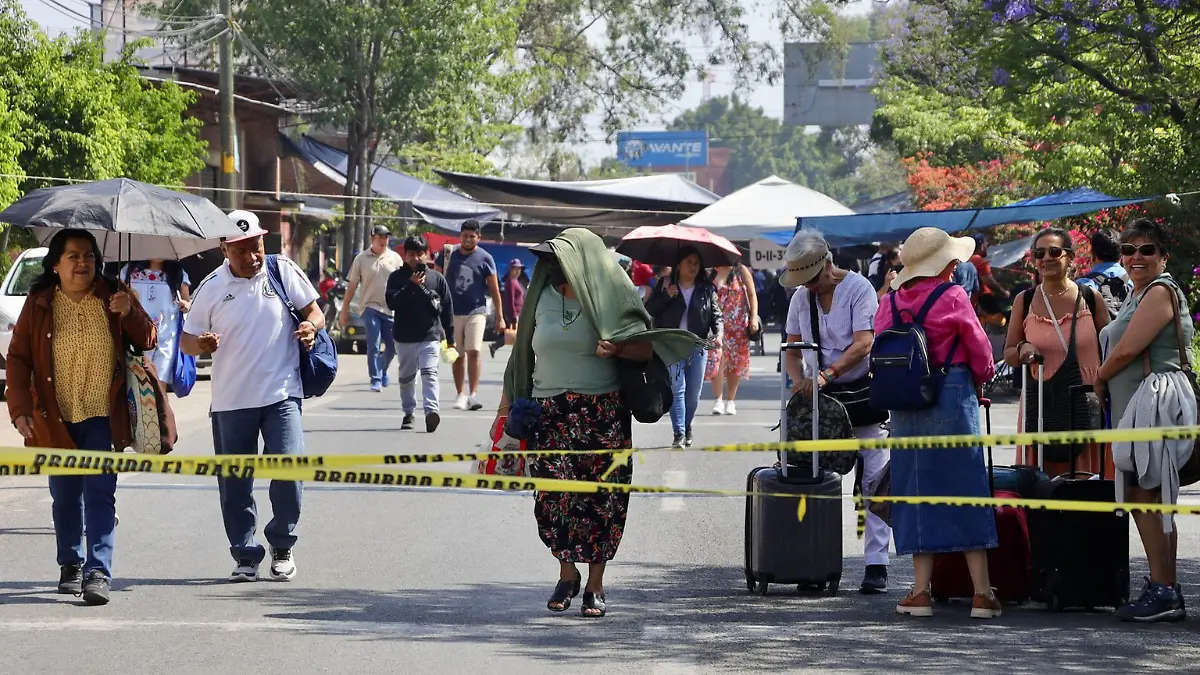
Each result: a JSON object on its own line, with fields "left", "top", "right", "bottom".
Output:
{"left": 179, "top": 558, "right": 1200, "bottom": 672}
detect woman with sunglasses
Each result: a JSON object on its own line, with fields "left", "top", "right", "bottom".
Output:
{"left": 1003, "top": 228, "right": 1110, "bottom": 476}
{"left": 1095, "top": 218, "right": 1193, "bottom": 623}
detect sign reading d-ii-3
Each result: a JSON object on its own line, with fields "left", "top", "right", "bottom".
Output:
{"left": 616, "top": 130, "right": 708, "bottom": 168}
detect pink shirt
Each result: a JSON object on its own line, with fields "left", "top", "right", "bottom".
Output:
{"left": 873, "top": 278, "right": 995, "bottom": 387}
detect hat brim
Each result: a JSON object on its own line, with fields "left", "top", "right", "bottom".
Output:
{"left": 529, "top": 241, "right": 555, "bottom": 259}
{"left": 890, "top": 235, "right": 976, "bottom": 290}
{"left": 779, "top": 264, "right": 823, "bottom": 289}
{"left": 222, "top": 230, "right": 267, "bottom": 244}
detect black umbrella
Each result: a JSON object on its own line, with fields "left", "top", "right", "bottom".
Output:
{"left": 0, "top": 178, "right": 243, "bottom": 260}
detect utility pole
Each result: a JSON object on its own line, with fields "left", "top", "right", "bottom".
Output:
{"left": 217, "top": 0, "right": 236, "bottom": 211}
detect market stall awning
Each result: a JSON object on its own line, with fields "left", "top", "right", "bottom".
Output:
{"left": 434, "top": 170, "right": 719, "bottom": 233}
{"left": 790, "top": 187, "right": 1153, "bottom": 248}
{"left": 680, "top": 175, "right": 853, "bottom": 240}
{"left": 282, "top": 135, "right": 500, "bottom": 232}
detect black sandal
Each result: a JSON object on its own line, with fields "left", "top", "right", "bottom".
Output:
{"left": 547, "top": 571, "right": 582, "bottom": 612}
{"left": 581, "top": 591, "right": 607, "bottom": 617}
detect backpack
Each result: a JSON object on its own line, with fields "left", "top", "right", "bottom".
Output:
{"left": 1082, "top": 270, "right": 1130, "bottom": 319}
{"left": 784, "top": 391, "right": 855, "bottom": 475}
{"left": 868, "top": 283, "right": 959, "bottom": 411}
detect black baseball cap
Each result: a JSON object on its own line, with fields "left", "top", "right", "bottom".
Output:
{"left": 371, "top": 225, "right": 391, "bottom": 237}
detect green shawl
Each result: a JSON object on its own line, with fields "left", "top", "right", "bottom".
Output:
{"left": 502, "top": 228, "right": 705, "bottom": 402}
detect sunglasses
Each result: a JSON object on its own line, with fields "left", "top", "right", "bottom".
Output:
{"left": 1120, "top": 243, "right": 1160, "bottom": 257}
{"left": 1031, "top": 246, "right": 1071, "bottom": 260}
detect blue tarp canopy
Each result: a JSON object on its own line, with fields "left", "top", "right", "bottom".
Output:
{"left": 282, "top": 134, "right": 500, "bottom": 233}
{"left": 757, "top": 188, "right": 1153, "bottom": 248}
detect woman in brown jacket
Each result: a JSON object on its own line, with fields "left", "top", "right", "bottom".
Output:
{"left": 6, "top": 229, "right": 156, "bottom": 606}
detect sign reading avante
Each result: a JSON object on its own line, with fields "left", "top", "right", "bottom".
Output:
{"left": 616, "top": 130, "right": 708, "bottom": 168}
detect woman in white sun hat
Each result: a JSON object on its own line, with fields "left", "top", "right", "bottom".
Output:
{"left": 875, "top": 227, "right": 1001, "bottom": 620}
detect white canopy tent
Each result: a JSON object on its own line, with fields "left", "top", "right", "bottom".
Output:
{"left": 679, "top": 175, "right": 854, "bottom": 241}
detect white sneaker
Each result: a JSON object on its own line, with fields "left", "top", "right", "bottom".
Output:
{"left": 712, "top": 399, "right": 725, "bottom": 415}
{"left": 269, "top": 549, "right": 296, "bottom": 581}
{"left": 467, "top": 394, "right": 483, "bottom": 411}
{"left": 454, "top": 395, "right": 469, "bottom": 410}
{"left": 725, "top": 401, "right": 738, "bottom": 415}
{"left": 230, "top": 559, "right": 259, "bottom": 583}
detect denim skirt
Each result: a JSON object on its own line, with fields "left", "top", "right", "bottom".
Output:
{"left": 889, "top": 367, "right": 999, "bottom": 555}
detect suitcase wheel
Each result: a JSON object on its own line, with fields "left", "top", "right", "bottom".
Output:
{"left": 827, "top": 575, "right": 840, "bottom": 596}
{"left": 755, "top": 581, "right": 770, "bottom": 596}
{"left": 746, "top": 573, "right": 756, "bottom": 594}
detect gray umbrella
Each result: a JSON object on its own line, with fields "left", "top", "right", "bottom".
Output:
{"left": 0, "top": 177, "right": 243, "bottom": 260}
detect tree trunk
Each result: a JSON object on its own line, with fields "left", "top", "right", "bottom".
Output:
{"left": 356, "top": 125, "right": 371, "bottom": 250}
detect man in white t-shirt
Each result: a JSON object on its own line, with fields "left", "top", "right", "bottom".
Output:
{"left": 180, "top": 210, "right": 324, "bottom": 584}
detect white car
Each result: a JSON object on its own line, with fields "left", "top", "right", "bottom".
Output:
{"left": 0, "top": 247, "right": 48, "bottom": 394}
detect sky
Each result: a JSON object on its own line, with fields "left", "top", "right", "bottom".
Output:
{"left": 19, "top": 0, "right": 874, "bottom": 164}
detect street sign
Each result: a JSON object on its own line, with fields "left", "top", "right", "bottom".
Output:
{"left": 616, "top": 130, "right": 708, "bottom": 168}
{"left": 749, "top": 237, "right": 787, "bottom": 270}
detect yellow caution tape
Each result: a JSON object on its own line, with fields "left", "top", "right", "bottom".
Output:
{"left": 0, "top": 423, "right": 1193, "bottom": 477}
{"left": 2, "top": 449, "right": 1200, "bottom": 517}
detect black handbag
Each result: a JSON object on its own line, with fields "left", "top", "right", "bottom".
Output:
{"left": 808, "top": 291, "right": 888, "bottom": 428}
{"left": 617, "top": 352, "right": 673, "bottom": 424}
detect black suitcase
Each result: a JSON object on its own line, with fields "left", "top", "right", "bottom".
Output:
{"left": 745, "top": 341, "right": 843, "bottom": 596}
{"left": 1026, "top": 379, "right": 1130, "bottom": 611}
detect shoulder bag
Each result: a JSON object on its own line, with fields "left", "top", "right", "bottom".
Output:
{"left": 809, "top": 291, "right": 888, "bottom": 428}
{"left": 264, "top": 255, "right": 339, "bottom": 398}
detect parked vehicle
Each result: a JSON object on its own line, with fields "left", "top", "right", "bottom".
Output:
{"left": 322, "top": 277, "right": 366, "bottom": 354}
{"left": 0, "top": 248, "right": 46, "bottom": 394}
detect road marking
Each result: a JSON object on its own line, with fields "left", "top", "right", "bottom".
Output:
{"left": 660, "top": 470, "right": 687, "bottom": 512}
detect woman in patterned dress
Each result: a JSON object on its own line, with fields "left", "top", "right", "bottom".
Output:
{"left": 706, "top": 263, "right": 759, "bottom": 415}
{"left": 498, "top": 229, "right": 702, "bottom": 618}
{"left": 119, "top": 260, "right": 191, "bottom": 387}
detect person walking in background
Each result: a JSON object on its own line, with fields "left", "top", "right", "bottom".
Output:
{"left": 119, "top": 259, "right": 191, "bottom": 389}
{"left": 1077, "top": 228, "right": 1132, "bottom": 320}
{"left": 1095, "top": 218, "right": 1193, "bottom": 623}
{"left": 646, "top": 248, "right": 721, "bottom": 448}
{"left": 498, "top": 228, "right": 703, "bottom": 618}
{"left": 444, "top": 220, "right": 504, "bottom": 410}
{"left": 1003, "top": 227, "right": 1109, "bottom": 476}
{"left": 876, "top": 227, "right": 1001, "bottom": 620}
{"left": 490, "top": 258, "right": 526, "bottom": 358}
{"left": 181, "top": 210, "right": 324, "bottom": 584}
{"left": 7, "top": 229, "right": 157, "bottom": 606}
{"left": 780, "top": 230, "right": 892, "bottom": 594}
{"left": 706, "top": 262, "right": 758, "bottom": 416}
{"left": 340, "top": 225, "right": 404, "bottom": 392}
{"left": 386, "top": 235, "right": 454, "bottom": 433}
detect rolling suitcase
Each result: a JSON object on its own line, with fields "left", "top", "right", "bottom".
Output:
{"left": 1026, "top": 379, "right": 1130, "bottom": 611}
{"left": 745, "top": 341, "right": 843, "bottom": 596}
{"left": 931, "top": 398, "right": 1032, "bottom": 603}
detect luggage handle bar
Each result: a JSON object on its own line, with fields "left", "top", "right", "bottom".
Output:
{"left": 982, "top": 398, "right": 994, "bottom": 498}
{"left": 778, "top": 341, "right": 820, "bottom": 481}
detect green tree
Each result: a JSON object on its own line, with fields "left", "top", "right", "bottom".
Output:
{"left": 0, "top": 3, "right": 206, "bottom": 193}
{"left": 668, "top": 95, "right": 907, "bottom": 203}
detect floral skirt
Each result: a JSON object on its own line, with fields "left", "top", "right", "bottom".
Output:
{"left": 528, "top": 391, "right": 633, "bottom": 563}
{"left": 705, "top": 326, "right": 751, "bottom": 381}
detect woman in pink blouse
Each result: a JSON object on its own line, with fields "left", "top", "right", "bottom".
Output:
{"left": 874, "top": 227, "right": 1000, "bottom": 620}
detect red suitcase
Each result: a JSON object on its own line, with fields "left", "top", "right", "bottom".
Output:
{"left": 930, "top": 399, "right": 1031, "bottom": 604}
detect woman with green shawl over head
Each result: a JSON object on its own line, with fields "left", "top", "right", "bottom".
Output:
{"left": 496, "top": 228, "right": 703, "bottom": 618}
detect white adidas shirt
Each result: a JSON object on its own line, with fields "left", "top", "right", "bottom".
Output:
{"left": 184, "top": 257, "right": 320, "bottom": 413}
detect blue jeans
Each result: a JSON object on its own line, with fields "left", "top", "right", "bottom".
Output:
{"left": 669, "top": 346, "right": 708, "bottom": 435}
{"left": 362, "top": 307, "right": 395, "bottom": 386}
{"left": 211, "top": 398, "right": 304, "bottom": 563}
{"left": 50, "top": 417, "right": 117, "bottom": 578}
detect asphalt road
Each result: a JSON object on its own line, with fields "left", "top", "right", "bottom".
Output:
{"left": 1, "top": 334, "right": 1199, "bottom": 674}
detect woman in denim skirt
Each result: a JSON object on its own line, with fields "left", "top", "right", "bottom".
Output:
{"left": 874, "top": 227, "right": 1001, "bottom": 619}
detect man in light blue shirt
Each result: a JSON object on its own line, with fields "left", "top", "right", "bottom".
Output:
{"left": 1077, "top": 228, "right": 1131, "bottom": 319}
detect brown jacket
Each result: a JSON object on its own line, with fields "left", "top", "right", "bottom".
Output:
{"left": 6, "top": 275, "right": 158, "bottom": 450}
